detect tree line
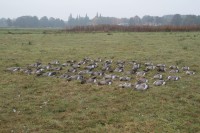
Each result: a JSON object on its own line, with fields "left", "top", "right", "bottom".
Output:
{"left": 0, "top": 16, "right": 65, "bottom": 28}
{"left": 67, "top": 14, "right": 200, "bottom": 27}
{"left": 0, "top": 14, "right": 200, "bottom": 28}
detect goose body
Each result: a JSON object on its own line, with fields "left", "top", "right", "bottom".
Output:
{"left": 48, "top": 72, "right": 57, "bottom": 77}
{"left": 6, "top": 67, "right": 20, "bottom": 72}
{"left": 59, "top": 73, "right": 71, "bottom": 79}
{"left": 72, "top": 64, "right": 80, "bottom": 68}
{"left": 169, "top": 69, "right": 179, "bottom": 73}
{"left": 119, "top": 76, "right": 131, "bottom": 81}
{"left": 114, "top": 67, "right": 124, "bottom": 72}
{"left": 42, "top": 71, "right": 57, "bottom": 77}
{"left": 35, "top": 69, "right": 45, "bottom": 76}
{"left": 186, "top": 71, "right": 195, "bottom": 75}
{"left": 23, "top": 69, "right": 32, "bottom": 75}
{"left": 153, "top": 80, "right": 166, "bottom": 86}
{"left": 182, "top": 66, "right": 190, "bottom": 71}
{"left": 66, "top": 75, "right": 81, "bottom": 81}
{"left": 167, "top": 76, "right": 180, "bottom": 81}
{"left": 157, "top": 66, "right": 166, "bottom": 72}
{"left": 50, "top": 60, "right": 59, "bottom": 65}
{"left": 137, "top": 77, "right": 148, "bottom": 83}
{"left": 153, "top": 74, "right": 163, "bottom": 79}
{"left": 91, "top": 71, "right": 104, "bottom": 76}
{"left": 68, "top": 68, "right": 77, "bottom": 73}
{"left": 85, "top": 65, "right": 95, "bottom": 70}
{"left": 119, "top": 82, "right": 132, "bottom": 88}
{"left": 146, "top": 65, "right": 156, "bottom": 70}
{"left": 169, "top": 65, "right": 179, "bottom": 69}
{"left": 98, "top": 80, "right": 112, "bottom": 85}
{"left": 144, "top": 62, "right": 153, "bottom": 66}
{"left": 86, "top": 77, "right": 97, "bottom": 84}
{"left": 104, "top": 74, "right": 117, "bottom": 80}
{"left": 135, "top": 83, "right": 149, "bottom": 91}
{"left": 125, "top": 70, "right": 136, "bottom": 75}
{"left": 132, "top": 63, "right": 140, "bottom": 71}
{"left": 136, "top": 71, "right": 146, "bottom": 77}
{"left": 30, "top": 62, "right": 41, "bottom": 68}
{"left": 117, "top": 63, "right": 125, "bottom": 68}
{"left": 156, "top": 64, "right": 166, "bottom": 67}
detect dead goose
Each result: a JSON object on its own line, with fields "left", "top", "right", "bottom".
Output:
{"left": 46, "top": 63, "right": 52, "bottom": 70}
{"left": 114, "top": 67, "right": 124, "bottom": 72}
{"left": 117, "top": 63, "right": 125, "bottom": 68}
{"left": 42, "top": 71, "right": 57, "bottom": 77}
{"left": 48, "top": 71, "right": 57, "bottom": 77}
{"left": 132, "top": 63, "right": 140, "bottom": 71}
{"left": 68, "top": 68, "right": 77, "bottom": 73}
{"left": 116, "top": 60, "right": 125, "bottom": 68}
{"left": 125, "top": 70, "right": 137, "bottom": 75}
{"left": 186, "top": 71, "right": 195, "bottom": 75}
{"left": 78, "top": 70, "right": 90, "bottom": 75}
{"left": 146, "top": 65, "right": 156, "bottom": 71}
{"left": 62, "top": 62, "right": 70, "bottom": 67}
{"left": 167, "top": 76, "right": 180, "bottom": 81}
{"left": 6, "top": 67, "right": 21, "bottom": 72}
{"left": 94, "top": 58, "right": 102, "bottom": 62}
{"left": 66, "top": 75, "right": 81, "bottom": 81}
{"left": 105, "top": 60, "right": 113, "bottom": 64}
{"left": 86, "top": 77, "right": 97, "bottom": 84}
{"left": 78, "top": 60, "right": 86, "bottom": 65}
{"left": 35, "top": 68, "right": 45, "bottom": 76}
{"left": 135, "top": 83, "right": 149, "bottom": 91}
{"left": 153, "top": 80, "right": 166, "bottom": 86}
{"left": 84, "top": 65, "right": 95, "bottom": 71}
{"left": 119, "top": 82, "right": 132, "bottom": 88}
{"left": 156, "top": 64, "right": 166, "bottom": 67}
{"left": 144, "top": 62, "right": 153, "bottom": 66}
{"left": 136, "top": 71, "right": 146, "bottom": 77}
{"left": 91, "top": 71, "right": 104, "bottom": 76}
{"left": 153, "top": 73, "right": 163, "bottom": 79}
{"left": 117, "top": 60, "right": 125, "bottom": 64}
{"left": 137, "top": 77, "right": 148, "bottom": 84}
{"left": 98, "top": 79, "right": 112, "bottom": 85}
{"left": 23, "top": 69, "right": 32, "bottom": 75}
{"left": 169, "top": 69, "right": 179, "bottom": 73}
{"left": 169, "top": 65, "right": 179, "bottom": 69}
{"left": 182, "top": 66, "right": 190, "bottom": 71}
{"left": 119, "top": 76, "right": 131, "bottom": 81}
{"left": 102, "top": 66, "right": 110, "bottom": 71}
{"left": 72, "top": 64, "right": 80, "bottom": 69}
{"left": 59, "top": 73, "right": 71, "bottom": 79}
{"left": 50, "top": 60, "right": 60, "bottom": 65}
{"left": 29, "top": 62, "right": 41, "bottom": 68}
{"left": 51, "top": 66, "right": 62, "bottom": 71}
{"left": 157, "top": 66, "right": 166, "bottom": 72}
{"left": 104, "top": 74, "right": 117, "bottom": 80}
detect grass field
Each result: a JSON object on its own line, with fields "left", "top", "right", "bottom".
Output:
{"left": 0, "top": 29, "right": 200, "bottom": 132}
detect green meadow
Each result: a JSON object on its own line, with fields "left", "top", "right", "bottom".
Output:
{"left": 0, "top": 29, "right": 200, "bottom": 132}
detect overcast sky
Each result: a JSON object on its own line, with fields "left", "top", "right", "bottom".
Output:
{"left": 1, "top": 0, "right": 200, "bottom": 20}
